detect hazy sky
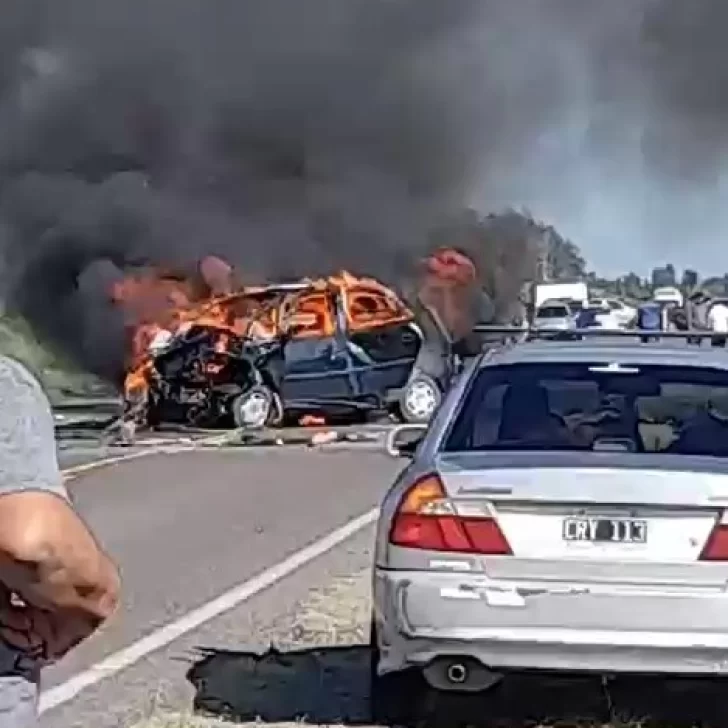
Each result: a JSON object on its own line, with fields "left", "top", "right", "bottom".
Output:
{"left": 466, "top": 0, "right": 728, "bottom": 278}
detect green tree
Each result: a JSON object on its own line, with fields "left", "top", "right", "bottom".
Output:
{"left": 545, "top": 228, "right": 586, "bottom": 280}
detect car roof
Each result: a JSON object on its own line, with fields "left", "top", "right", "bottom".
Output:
{"left": 479, "top": 339, "right": 728, "bottom": 371}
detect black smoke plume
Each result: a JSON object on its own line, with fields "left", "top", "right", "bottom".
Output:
{"left": 0, "top": 0, "right": 516, "bottom": 377}
{"left": 1, "top": 0, "right": 728, "bottom": 378}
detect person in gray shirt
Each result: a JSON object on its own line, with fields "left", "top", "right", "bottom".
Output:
{"left": 0, "top": 357, "right": 120, "bottom": 726}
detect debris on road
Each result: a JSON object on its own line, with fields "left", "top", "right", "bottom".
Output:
{"left": 119, "top": 420, "right": 137, "bottom": 446}
{"left": 56, "top": 416, "right": 393, "bottom": 457}
{"left": 309, "top": 430, "right": 338, "bottom": 446}
{"left": 225, "top": 424, "right": 391, "bottom": 449}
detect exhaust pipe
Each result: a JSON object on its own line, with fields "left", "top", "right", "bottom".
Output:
{"left": 424, "top": 657, "right": 503, "bottom": 693}
{"left": 446, "top": 662, "right": 468, "bottom": 684}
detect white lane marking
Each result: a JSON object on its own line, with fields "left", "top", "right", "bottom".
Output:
{"left": 61, "top": 434, "right": 232, "bottom": 481}
{"left": 62, "top": 450, "right": 160, "bottom": 480}
{"left": 39, "top": 507, "right": 379, "bottom": 714}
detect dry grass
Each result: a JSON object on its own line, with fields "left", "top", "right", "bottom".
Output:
{"left": 129, "top": 717, "right": 232, "bottom": 728}
{"left": 132, "top": 718, "right": 308, "bottom": 728}
{"left": 131, "top": 717, "right": 651, "bottom": 728}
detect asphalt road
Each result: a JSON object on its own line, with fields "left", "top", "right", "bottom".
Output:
{"left": 41, "top": 446, "right": 401, "bottom": 727}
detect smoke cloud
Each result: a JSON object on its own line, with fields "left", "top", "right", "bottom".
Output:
{"left": 471, "top": 0, "right": 728, "bottom": 276}
{"left": 0, "top": 0, "right": 727, "bottom": 376}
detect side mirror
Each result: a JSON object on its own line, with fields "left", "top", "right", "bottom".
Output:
{"left": 385, "top": 424, "right": 428, "bottom": 458}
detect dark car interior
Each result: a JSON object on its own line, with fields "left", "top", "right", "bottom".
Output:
{"left": 444, "top": 362, "right": 728, "bottom": 457}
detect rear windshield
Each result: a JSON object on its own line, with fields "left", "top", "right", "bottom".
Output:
{"left": 443, "top": 363, "right": 728, "bottom": 457}
{"left": 537, "top": 306, "right": 569, "bottom": 318}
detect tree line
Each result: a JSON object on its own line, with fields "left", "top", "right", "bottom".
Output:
{"left": 447, "top": 208, "right": 722, "bottom": 304}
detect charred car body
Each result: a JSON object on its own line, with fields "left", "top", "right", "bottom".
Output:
{"left": 121, "top": 272, "right": 461, "bottom": 428}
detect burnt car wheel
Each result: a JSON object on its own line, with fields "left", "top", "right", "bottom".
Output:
{"left": 399, "top": 374, "right": 442, "bottom": 424}
{"left": 232, "top": 386, "right": 274, "bottom": 429}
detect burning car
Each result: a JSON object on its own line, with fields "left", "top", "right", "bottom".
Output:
{"left": 117, "top": 269, "right": 455, "bottom": 429}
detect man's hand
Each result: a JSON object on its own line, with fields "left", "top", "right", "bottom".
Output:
{"left": 0, "top": 590, "right": 94, "bottom": 663}
{"left": 0, "top": 590, "right": 52, "bottom": 661}
{"left": 0, "top": 357, "right": 121, "bottom": 662}
{"left": 0, "top": 491, "right": 121, "bottom": 621}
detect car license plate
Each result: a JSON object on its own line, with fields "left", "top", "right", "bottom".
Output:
{"left": 562, "top": 517, "right": 647, "bottom": 544}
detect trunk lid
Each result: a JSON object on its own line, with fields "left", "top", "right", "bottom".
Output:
{"left": 436, "top": 451, "right": 728, "bottom": 585}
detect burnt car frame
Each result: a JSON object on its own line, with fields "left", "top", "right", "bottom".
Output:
{"left": 127, "top": 276, "right": 459, "bottom": 429}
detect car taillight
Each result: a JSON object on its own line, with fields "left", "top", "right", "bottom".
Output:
{"left": 389, "top": 474, "right": 511, "bottom": 554}
{"left": 700, "top": 515, "right": 728, "bottom": 560}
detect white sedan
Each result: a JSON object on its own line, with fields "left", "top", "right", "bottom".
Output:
{"left": 371, "top": 339, "right": 728, "bottom": 723}
{"left": 588, "top": 298, "right": 635, "bottom": 328}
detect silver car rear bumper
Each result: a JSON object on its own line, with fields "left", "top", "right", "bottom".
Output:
{"left": 374, "top": 568, "right": 728, "bottom": 676}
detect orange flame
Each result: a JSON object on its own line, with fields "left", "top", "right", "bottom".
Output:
{"left": 418, "top": 247, "right": 479, "bottom": 339}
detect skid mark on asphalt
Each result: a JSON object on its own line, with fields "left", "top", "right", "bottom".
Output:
{"left": 187, "top": 570, "right": 372, "bottom": 724}
{"left": 130, "top": 570, "right": 372, "bottom": 728}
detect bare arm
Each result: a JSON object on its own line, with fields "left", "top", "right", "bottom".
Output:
{"left": 0, "top": 358, "right": 120, "bottom": 652}
{"left": 0, "top": 492, "right": 120, "bottom": 620}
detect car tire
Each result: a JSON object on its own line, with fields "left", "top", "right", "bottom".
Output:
{"left": 398, "top": 374, "right": 442, "bottom": 424}
{"left": 231, "top": 385, "right": 274, "bottom": 429}
{"left": 369, "top": 618, "right": 428, "bottom": 725}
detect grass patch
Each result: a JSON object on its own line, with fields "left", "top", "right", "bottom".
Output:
{"left": 0, "top": 315, "right": 110, "bottom": 402}
{"left": 130, "top": 717, "right": 646, "bottom": 728}
{"left": 130, "top": 717, "right": 240, "bottom": 728}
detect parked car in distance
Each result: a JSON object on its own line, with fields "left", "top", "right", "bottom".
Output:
{"left": 533, "top": 300, "right": 576, "bottom": 336}
{"left": 588, "top": 298, "right": 636, "bottom": 328}
{"left": 533, "top": 281, "right": 589, "bottom": 310}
